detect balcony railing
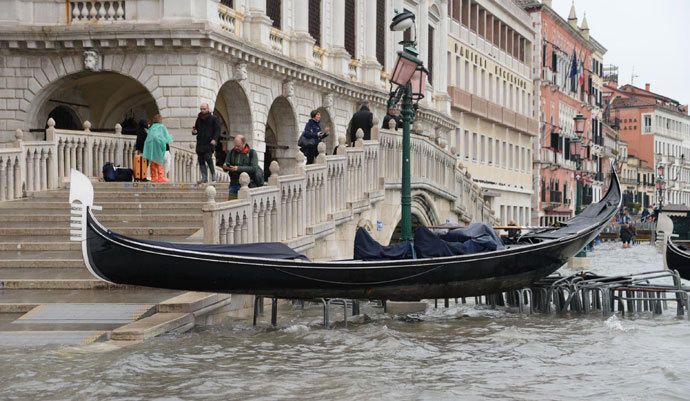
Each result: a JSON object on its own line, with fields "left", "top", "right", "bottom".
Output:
{"left": 69, "top": 1, "right": 126, "bottom": 24}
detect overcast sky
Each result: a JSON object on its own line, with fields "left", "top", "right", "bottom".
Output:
{"left": 551, "top": 0, "right": 690, "bottom": 106}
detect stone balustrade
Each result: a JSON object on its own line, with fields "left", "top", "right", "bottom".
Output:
{"left": 70, "top": 1, "right": 126, "bottom": 23}
{"left": 0, "top": 119, "right": 206, "bottom": 200}
{"left": 203, "top": 127, "right": 495, "bottom": 252}
{"left": 218, "top": 3, "right": 243, "bottom": 37}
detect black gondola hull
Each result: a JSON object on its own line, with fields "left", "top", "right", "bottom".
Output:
{"left": 666, "top": 239, "right": 690, "bottom": 280}
{"left": 85, "top": 213, "right": 603, "bottom": 300}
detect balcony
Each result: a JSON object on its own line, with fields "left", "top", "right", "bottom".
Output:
{"left": 448, "top": 86, "right": 538, "bottom": 135}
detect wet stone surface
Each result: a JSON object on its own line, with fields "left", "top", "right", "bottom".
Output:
{"left": 1, "top": 243, "right": 689, "bottom": 400}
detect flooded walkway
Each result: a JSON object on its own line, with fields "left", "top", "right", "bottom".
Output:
{"left": 1, "top": 243, "right": 689, "bottom": 400}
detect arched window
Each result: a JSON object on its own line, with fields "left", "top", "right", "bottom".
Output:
{"left": 47, "top": 105, "right": 81, "bottom": 130}
{"left": 308, "top": 0, "right": 321, "bottom": 46}
{"left": 344, "top": 0, "right": 356, "bottom": 58}
{"left": 266, "top": 0, "right": 281, "bottom": 29}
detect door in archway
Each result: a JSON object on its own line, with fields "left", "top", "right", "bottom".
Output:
{"left": 265, "top": 97, "right": 298, "bottom": 172}
{"left": 47, "top": 105, "right": 81, "bottom": 130}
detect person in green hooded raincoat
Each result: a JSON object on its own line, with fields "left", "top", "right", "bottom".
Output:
{"left": 143, "top": 114, "right": 173, "bottom": 182}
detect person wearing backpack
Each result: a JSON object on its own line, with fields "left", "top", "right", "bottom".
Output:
{"left": 223, "top": 135, "right": 259, "bottom": 200}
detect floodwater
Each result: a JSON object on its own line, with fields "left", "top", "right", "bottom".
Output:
{"left": 2, "top": 243, "right": 689, "bottom": 400}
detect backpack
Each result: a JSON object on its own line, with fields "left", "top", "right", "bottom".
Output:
{"left": 102, "top": 162, "right": 117, "bottom": 182}
{"left": 248, "top": 150, "right": 264, "bottom": 187}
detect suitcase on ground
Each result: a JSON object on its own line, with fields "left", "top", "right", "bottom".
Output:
{"left": 133, "top": 154, "right": 148, "bottom": 181}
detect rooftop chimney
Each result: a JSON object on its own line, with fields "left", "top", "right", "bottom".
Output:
{"left": 645, "top": 83, "right": 650, "bottom": 92}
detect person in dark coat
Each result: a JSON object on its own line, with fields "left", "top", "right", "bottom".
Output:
{"left": 192, "top": 103, "right": 220, "bottom": 183}
{"left": 223, "top": 135, "right": 258, "bottom": 200}
{"left": 300, "top": 110, "right": 329, "bottom": 165}
{"left": 381, "top": 107, "right": 402, "bottom": 131}
{"left": 347, "top": 101, "right": 373, "bottom": 145}
{"left": 134, "top": 119, "right": 148, "bottom": 154}
{"left": 620, "top": 223, "right": 634, "bottom": 248}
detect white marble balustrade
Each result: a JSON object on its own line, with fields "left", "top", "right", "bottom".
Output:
{"left": 0, "top": 148, "right": 22, "bottom": 201}
{"left": 203, "top": 128, "right": 496, "bottom": 249}
{"left": 70, "top": 1, "right": 126, "bottom": 23}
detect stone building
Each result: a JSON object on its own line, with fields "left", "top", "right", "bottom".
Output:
{"left": 519, "top": 0, "right": 607, "bottom": 226}
{"left": 445, "top": 0, "right": 539, "bottom": 227}
{"left": 0, "top": 0, "right": 461, "bottom": 176}
{"left": 603, "top": 78, "right": 690, "bottom": 208}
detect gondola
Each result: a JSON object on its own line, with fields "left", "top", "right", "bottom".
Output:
{"left": 70, "top": 167, "right": 621, "bottom": 301}
{"left": 665, "top": 238, "right": 690, "bottom": 280}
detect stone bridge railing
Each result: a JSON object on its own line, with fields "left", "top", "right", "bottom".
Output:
{"left": 202, "top": 128, "right": 494, "bottom": 252}
{"left": 0, "top": 118, "right": 220, "bottom": 201}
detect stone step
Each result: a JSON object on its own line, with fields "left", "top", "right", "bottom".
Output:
{"left": 0, "top": 278, "right": 116, "bottom": 290}
{"left": 66, "top": 182, "right": 230, "bottom": 191}
{"left": 0, "top": 251, "right": 79, "bottom": 260}
{"left": 0, "top": 226, "right": 199, "bottom": 237}
{"left": 0, "top": 213, "right": 204, "bottom": 222}
{"left": 27, "top": 192, "right": 217, "bottom": 201}
{"left": 0, "top": 259, "right": 83, "bottom": 269}
{"left": 15, "top": 303, "right": 155, "bottom": 325}
{"left": 0, "top": 331, "right": 108, "bottom": 346}
{"left": 111, "top": 312, "right": 193, "bottom": 341}
{"left": 0, "top": 201, "right": 209, "bottom": 210}
{"left": 0, "top": 235, "right": 201, "bottom": 244}
{"left": 0, "top": 221, "right": 202, "bottom": 229}
{"left": 0, "top": 288, "right": 182, "bottom": 304}
{"left": 0, "top": 241, "right": 80, "bottom": 251}
{"left": 158, "top": 292, "right": 231, "bottom": 313}
{"left": 0, "top": 267, "right": 93, "bottom": 280}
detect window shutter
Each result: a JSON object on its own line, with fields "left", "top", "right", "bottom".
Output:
{"left": 267, "top": 0, "right": 281, "bottom": 29}
{"left": 376, "top": 0, "right": 385, "bottom": 65}
{"left": 344, "top": 0, "right": 356, "bottom": 58}
{"left": 308, "top": 0, "right": 321, "bottom": 46}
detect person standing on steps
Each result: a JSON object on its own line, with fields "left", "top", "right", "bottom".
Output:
{"left": 347, "top": 101, "right": 373, "bottom": 145}
{"left": 382, "top": 106, "right": 402, "bottom": 131}
{"left": 143, "top": 114, "right": 173, "bottom": 183}
{"left": 299, "top": 110, "right": 329, "bottom": 165}
{"left": 192, "top": 103, "right": 220, "bottom": 183}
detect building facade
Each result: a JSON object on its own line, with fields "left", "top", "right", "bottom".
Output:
{"left": 0, "top": 0, "right": 464, "bottom": 174}
{"left": 445, "top": 0, "right": 539, "bottom": 227}
{"left": 603, "top": 79, "right": 690, "bottom": 208}
{"left": 520, "top": 0, "right": 608, "bottom": 226}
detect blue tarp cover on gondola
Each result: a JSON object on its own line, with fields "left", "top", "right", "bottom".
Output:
{"left": 438, "top": 223, "right": 505, "bottom": 253}
{"left": 110, "top": 232, "right": 309, "bottom": 260}
{"left": 353, "top": 227, "right": 413, "bottom": 260}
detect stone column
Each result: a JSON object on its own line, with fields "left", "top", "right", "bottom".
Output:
{"left": 360, "top": 0, "right": 382, "bottom": 85}
{"left": 245, "top": 0, "right": 273, "bottom": 47}
{"left": 435, "top": 0, "right": 451, "bottom": 114}
{"left": 290, "top": 0, "right": 315, "bottom": 62}
{"left": 329, "top": 0, "right": 350, "bottom": 76}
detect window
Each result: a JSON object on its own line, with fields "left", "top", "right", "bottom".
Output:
{"left": 344, "top": 0, "right": 356, "bottom": 58}
{"left": 488, "top": 138, "right": 494, "bottom": 165}
{"left": 220, "top": 0, "right": 233, "bottom": 7}
{"left": 456, "top": 56, "right": 462, "bottom": 88}
{"left": 267, "top": 0, "right": 281, "bottom": 29}
{"left": 464, "top": 130, "right": 470, "bottom": 159}
{"left": 375, "top": 0, "right": 385, "bottom": 65}
{"left": 480, "top": 135, "right": 486, "bottom": 163}
{"left": 308, "top": 0, "right": 321, "bottom": 46}
{"left": 428, "top": 25, "right": 434, "bottom": 84}
{"left": 472, "top": 132, "right": 478, "bottom": 161}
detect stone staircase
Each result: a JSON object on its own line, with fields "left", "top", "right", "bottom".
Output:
{"left": 0, "top": 181, "right": 231, "bottom": 346}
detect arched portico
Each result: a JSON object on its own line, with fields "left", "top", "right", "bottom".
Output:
{"left": 265, "top": 96, "right": 299, "bottom": 172}
{"left": 316, "top": 107, "right": 336, "bottom": 154}
{"left": 27, "top": 71, "right": 158, "bottom": 134}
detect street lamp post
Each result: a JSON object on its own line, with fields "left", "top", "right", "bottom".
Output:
{"left": 572, "top": 113, "right": 587, "bottom": 257}
{"left": 387, "top": 10, "right": 427, "bottom": 241}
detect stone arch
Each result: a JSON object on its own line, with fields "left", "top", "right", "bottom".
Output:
{"left": 387, "top": 191, "right": 442, "bottom": 243}
{"left": 213, "top": 80, "right": 254, "bottom": 146}
{"left": 26, "top": 70, "right": 158, "bottom": 134}
{"left": 265, "top": 96, "right": 299, "bottom": 172}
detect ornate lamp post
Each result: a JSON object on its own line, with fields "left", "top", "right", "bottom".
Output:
{"left": 387, "top": 10, "right": 427, "bottom": 241}
{"left": 572, "top": 114, "right": 587, "bottom": 215}
{"left": 656, "top": 164, "right": 666, "bottom": 209}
